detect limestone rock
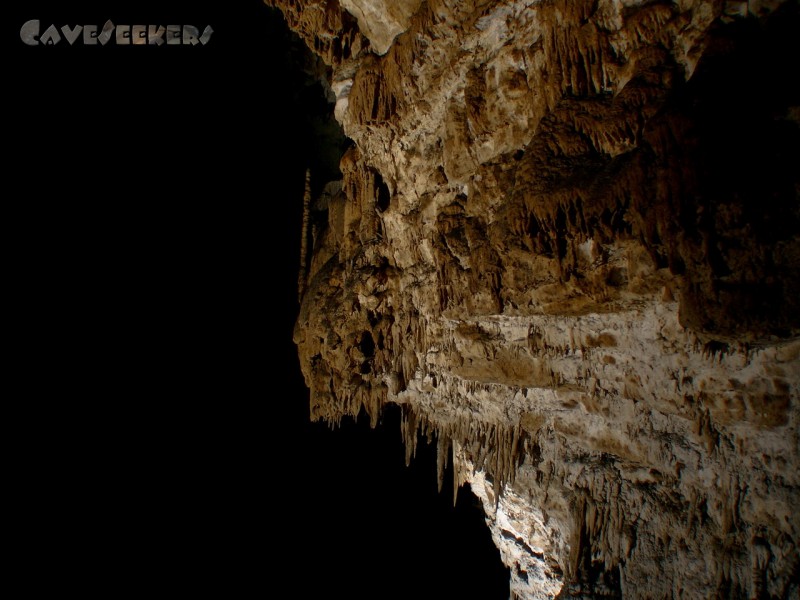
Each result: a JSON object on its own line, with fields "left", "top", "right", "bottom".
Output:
{"left": 274, "top": 0, "right": 800, "bottom": 597}
{"left": 340, "top": 0, "right": 424, "bottom": 55}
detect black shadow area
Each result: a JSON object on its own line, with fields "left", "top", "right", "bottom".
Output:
{"left": 5, "top": 2, "right": 510, "bottom": 598}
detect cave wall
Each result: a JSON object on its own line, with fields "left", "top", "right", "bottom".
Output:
{"left": 267, "top": 0, "right": 800, "bottom": 597}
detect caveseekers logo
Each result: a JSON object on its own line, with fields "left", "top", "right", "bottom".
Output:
{"left": 20, "top": 19, "right": 214, "bottom": 46}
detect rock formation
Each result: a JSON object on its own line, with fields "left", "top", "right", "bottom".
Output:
{"left": 267, "top": 0, "right": 800, "bottom": 597}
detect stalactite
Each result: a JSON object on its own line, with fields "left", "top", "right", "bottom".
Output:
{"left": 453, "top": 453, "right": 461, "bottom": 507}
{"left": 436, "top": 434, "right": 450, "bottom": 493}
{"left": 401, "top": 405, "right": 418, "bottom": 467}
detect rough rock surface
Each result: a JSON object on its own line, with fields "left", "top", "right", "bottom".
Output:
{"left": 267, "top": 0, "right": 800, "bottom": 597}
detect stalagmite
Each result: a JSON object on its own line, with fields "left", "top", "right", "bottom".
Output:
{"left": 297, "top": 168, "right": 312, "bottom": 301}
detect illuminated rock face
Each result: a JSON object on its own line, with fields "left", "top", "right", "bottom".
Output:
{"left": 267, "top": 0, "right": 800, "bottom": 597}
{"left": 338, "top": 0, "right": 424, "bottom": 55}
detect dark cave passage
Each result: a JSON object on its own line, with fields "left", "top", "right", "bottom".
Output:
{"left": 7, "top": 1, "right": 509, "bottom": 597}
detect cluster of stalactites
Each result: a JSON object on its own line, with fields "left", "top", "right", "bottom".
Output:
{"left": 400, "top": 404, "right": 527, "bottom": 505}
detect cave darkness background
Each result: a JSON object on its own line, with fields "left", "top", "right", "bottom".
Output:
{"left": 7, "top": 1, "right": 510, "bottom": 597}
